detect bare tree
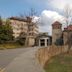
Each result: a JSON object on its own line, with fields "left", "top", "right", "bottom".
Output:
{"left": 19, "top": 8, "right": 37, "bottom": 18}
{"left": 64, "top": 4, "right": 72, "bottom": 53}
{"left": 18, "top": 8, "right": 37, "bottom": 46}
{"left": 29, "top": 8, "right": 37, "bottom": 16}
{"left": 64, "top": 4, "right": 72, "bottom": 26}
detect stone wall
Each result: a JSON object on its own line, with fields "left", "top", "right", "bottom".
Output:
{"left": 52, "top": 29, "right": 62, "bottom": 44}
{"left": 36, "top": 45, "right": 69, "bottom": 66}
{"left": 28, "top": 37, "right": 35, "bottom": 46}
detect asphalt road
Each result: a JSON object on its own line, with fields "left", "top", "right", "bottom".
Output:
{"left": 0, "top": 47, "right": 33, "bottom": 68}
{"left": 0, "top": 47, "right": 44, "bottom": 72}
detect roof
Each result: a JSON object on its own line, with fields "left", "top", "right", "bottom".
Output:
{"left": 67, "top": 25, "right": 72, "bottom": 30}
{"left": 52, "top": 21, "right": 62, "bottom": 26}
{"left": 63, "top": 25, "right": 72, "bottom": 32}
{"left": 8, "top": 16, "right": 32, "bottom": 22}
{"left": 37, "top": 33, "right": 52, "bottom": 38}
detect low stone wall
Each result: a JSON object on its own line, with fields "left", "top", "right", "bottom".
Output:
{"left": 36, "top": 45, "right": 69, "bottom": 66}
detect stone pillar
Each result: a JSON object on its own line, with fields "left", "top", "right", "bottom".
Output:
{"left": 39, "top": 39, "right": 41, "bottom": 47}
{"left": 45, "top": 38, "right": 47, "bottom": 47}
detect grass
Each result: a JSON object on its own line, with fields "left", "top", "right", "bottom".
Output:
{"left": 0, "top": 43, "right": 25, "bottom": 50}
{"left": 44, "top": 52, "right": 72, "bottom": 72}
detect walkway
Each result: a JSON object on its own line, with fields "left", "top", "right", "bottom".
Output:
{"left": 5, "top": 47, "right": 45, "bottom": 72}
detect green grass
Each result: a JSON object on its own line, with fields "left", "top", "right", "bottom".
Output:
{"left": 0, "top": 43, "right": 25, "bottom": 50}
{"left": 44, "top": 53, "right": 72, "bottom": 72}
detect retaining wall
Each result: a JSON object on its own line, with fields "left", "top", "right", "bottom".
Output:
{"left": 36, "top": 45, "right": 69, "bottom": 66}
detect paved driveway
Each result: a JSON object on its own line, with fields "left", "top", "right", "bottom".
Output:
{"left": 0, "top": 47, "right": 32, "bottom": 68}
{"left": 0, "top": 47, "right": 44, "bottom": 72}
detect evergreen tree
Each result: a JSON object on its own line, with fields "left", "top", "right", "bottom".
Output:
{"left": 0, "top": 19, "right": 14, "bottom": 44}
{"left": 0, "top": 16, "right": 2, "bottom": 25}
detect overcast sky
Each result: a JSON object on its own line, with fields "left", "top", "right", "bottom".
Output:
{"left": 0, "top": 0, "right": 72, "bottom": 35}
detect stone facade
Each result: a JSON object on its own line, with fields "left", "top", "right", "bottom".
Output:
{"left": 52, "top": 21, "right": 62, "bottom": 44}
{"left": 28, "top": 37, "right": 35, "bottom": 46}
{"left": 9, "top": 17, "right": 39, "bottom": 46}
{"left": 63, "top": 25, "right": 72, "bottom": 45}
{"left": 9, "top": 17, "right": 28, "bottom": 38}
{"left": 52, "top": 21, "right": 72, "bottom": 45}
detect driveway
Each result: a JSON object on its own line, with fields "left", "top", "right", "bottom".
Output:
{"left": 0, "top": 47, "right": 44, "bottom": 72}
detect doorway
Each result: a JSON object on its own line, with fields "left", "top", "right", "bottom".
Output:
{"left": 40, "top": 39, "right": 45, "bottom": 46}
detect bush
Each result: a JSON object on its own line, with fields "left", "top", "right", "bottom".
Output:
{"left": 17, "top": 38, "right": 26, "bottom": 46}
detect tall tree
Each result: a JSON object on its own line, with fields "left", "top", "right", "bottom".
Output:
{"left": 19, "top": 8, "right": 37, "bottom": 18}
{"left": 18, "top": 8, "right": 37, "bottom": 46}
{"left": 5, "top": 19, "right": 14, "bottom": 41}
{"left": 64, "top": 4, "right": 72, "bottom": 26}
{"left": 0, "top": 16, "right": 3, "bottom": 25}
{"left": 64, "top": 4, "right": 72, "bottom": 53}
{"left": 0, "top": 19, "right": 14, "bottom": 44}
{"left": 29, "top": 8, "right": 37, "bottom": 16}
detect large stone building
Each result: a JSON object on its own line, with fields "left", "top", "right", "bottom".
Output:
{"left": 52, "top": 21, "right": 72, "bottom": 45}
{"left": 9, "top": 17, "right": 39, "bottom": 46}
{"left": 9, "top": 17, "right": 28, "bottom": 38}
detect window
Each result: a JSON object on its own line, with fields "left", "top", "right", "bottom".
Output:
{"left": 29, "top": 33, "right": 32, "bottom": 35}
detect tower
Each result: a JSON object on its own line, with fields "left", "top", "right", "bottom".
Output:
{"left": 52, "top": 21, "right": 62, "bottom": 44}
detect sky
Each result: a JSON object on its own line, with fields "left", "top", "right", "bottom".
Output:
{"left": 0, "top": 0, "right": 49, "bottom": 18}
{"left": 0, "top": 0, "right": 72, "bottom": 35}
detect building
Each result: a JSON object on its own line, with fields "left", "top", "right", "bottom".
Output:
{"left": 63, "top": 25, "right": 72, "bottom": 45}
{"left": 52, "top": 21, "right": 72, "bottom": 45}
{"left": 9, "top": 17, "right": 28, "bottom": 38}
{"left": 52, "top": 21, "right": 62, "bottom": 44}
{"left": 35, "top": 32, "right": 52, "bottom": 47}
{"left": 9, "top": 16, "right": 39, "bottom": 46}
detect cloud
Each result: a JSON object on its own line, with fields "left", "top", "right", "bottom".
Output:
{"left": 49, "top": 0, "right": 72, "bottom": 10}
{"left": 36, "top": 10, "right": 65, "bottom": 35}
{"left": 39, "top": 10, "right": 65, "bottom": 25}
{"left": 39, "top": 25, "right": 52, "bottom": 35}
{"left": 32, "top": 16, "right": 39, "bottom": 23}
{"left": 31, "top": 0, "right": 72, "bottom": 35}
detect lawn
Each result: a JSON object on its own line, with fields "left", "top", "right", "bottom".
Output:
{"left": 0, "top": 43, "right": 25, "bottom": 50}
{"left": 44, "top": 52, "right": 72, "bottom": 72}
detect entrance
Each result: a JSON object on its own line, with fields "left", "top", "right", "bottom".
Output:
{"left": 40, "top": 39, "right": 45, "bottom": 46}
